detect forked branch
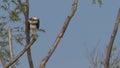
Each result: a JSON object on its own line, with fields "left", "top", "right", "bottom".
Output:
{"left": 5, "top": 38, "right": 36, "bottom": 68}
{"left": 39, "top": 0, "right": 78, "bottom": 68}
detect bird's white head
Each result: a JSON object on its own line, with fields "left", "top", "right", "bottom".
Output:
{"left": 29, "top": 16, "right": 39, "bottom": 24}
{"left": 31, "top": 16, "right": 39, "bottom": 20}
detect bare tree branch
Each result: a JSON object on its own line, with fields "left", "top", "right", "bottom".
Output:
{"left": 105, "top": 8, "right": 120, "bottom": 68}
{"left": 8, "top": 26, "right": 15, "bottom": 68}
{"left": 18, "top": 0, "right": 34, "bottom": 68}
{"left": 39, "top": 0, "right": 78, "bottom": 68}
{"left": 5, "top": 38, "right": 36, "bottom": 68}
{"left": 0, "top": 51, "right": 7, "bottom": 68}
{"left": 24, "top": 0, "right": 34, "bottom": 68}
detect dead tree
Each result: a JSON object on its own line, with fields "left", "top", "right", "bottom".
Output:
{"left": 40, "top": 0, "right": 78, "bottom": 68}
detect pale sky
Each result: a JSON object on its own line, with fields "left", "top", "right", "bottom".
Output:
{"left": 1, "top": 0, "right": 120, "bottom": 68}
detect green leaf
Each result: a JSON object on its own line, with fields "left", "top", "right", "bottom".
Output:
{"left": 9, "top": 11, "right": 20, "bottom": 21}
{"left": 112, "top": 46, "right": 117, "bottom": 51}
{"left": 98, "top": 0, "right": 102, "bottom": 7}
{"left": 0, "top": 41, "right": 4, "bottom": 45}
{"left": 116, "top": 65, "right": 119, "bottom": 68}
{"left": 2, "top": 0, "right": 8, "bottom": 3}
{"left": 100, "top": 60, "right": 104, "bottom": 65}
{"left": 21, "top": 3, "right": 28, "bottom": 9}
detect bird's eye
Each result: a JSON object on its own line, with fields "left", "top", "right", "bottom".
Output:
{"left": 33, "top": 19, "right": 38, "bottom": 21}
{"left": 30, "top": 18, "right": 33, "bottom": 20}
{"left": 31, "top": 19, "right": 35, "bottom": 21}
{"left": 29, "top": 17, "right": 38, "bottom": 21}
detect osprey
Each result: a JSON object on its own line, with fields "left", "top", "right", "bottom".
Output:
{"left": 28, "top": 16, "right": 40, "bottom": 37}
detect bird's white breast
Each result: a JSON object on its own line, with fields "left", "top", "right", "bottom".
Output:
{"left": 29, "top": 21, "right": 38, "bottom": 24}
{"left": 30, "top": 24, "right": 37, "bottom": 29}
{"left": 30, "top": 24, "right": 37, "bottom": 35}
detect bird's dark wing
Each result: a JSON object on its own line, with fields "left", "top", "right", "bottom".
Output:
{"left": 28, "top": 20, "right": 30, "bottom": 30}
{"left": 37, "top": 19, "right": 40, "bottom": 29}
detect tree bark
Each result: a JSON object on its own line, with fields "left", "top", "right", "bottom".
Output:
{"left": 39, "top": 0, "right": 78, "bottom": 68}
{"left": 25, "top": 4, "right": 34, "bottom": 68}
{"left": 16, "top": 0, "right": 34, "bottom": 68}
{"left": 105, "top": 8, "right": 120, "bottom": 68}
{"left": 24, "top": 5, "right": 34, "bottom": 68}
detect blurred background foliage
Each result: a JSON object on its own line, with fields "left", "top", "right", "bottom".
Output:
{"left": 0, "top": 0, "right": 26, "bottom": 65}
{"left": 93, "top": 0, "right": 103, "bottom": 7}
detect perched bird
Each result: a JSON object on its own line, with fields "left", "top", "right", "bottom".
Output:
{"left": 28, "top": 16, "right": 40, "bottom": 38}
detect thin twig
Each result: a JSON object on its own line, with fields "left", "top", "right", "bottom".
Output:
{"left": 8, "top": 26, "right": 15, "bottom": 68}
{"left": 17, "top": 0, "right": 25, "bottom": 15}
{"left": 105, "top": 8, "right": 120, "bottom": 68}
{"left": 39, "top": 0, "right": 78, "bottom": 68}
{"left": 5, "top": 38, "right": 36, "bottom": 68}
{"left": 0, "top": 51, "right": 7, "bottom": 68}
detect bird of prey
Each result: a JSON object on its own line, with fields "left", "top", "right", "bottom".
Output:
{"left": 28, "top": 16, "right": 40, "bottom": 38}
